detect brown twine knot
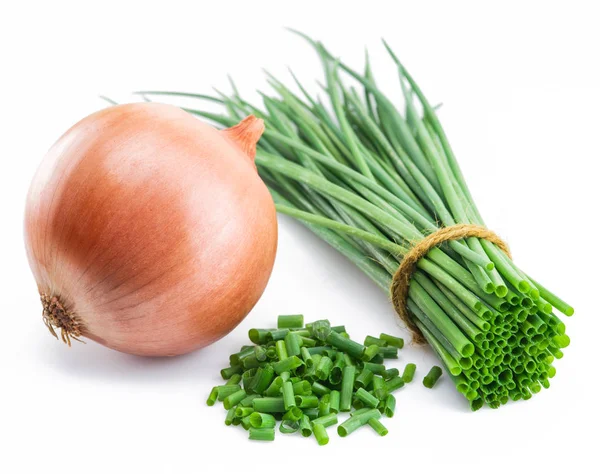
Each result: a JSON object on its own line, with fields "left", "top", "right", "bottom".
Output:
{"left": 390, "top": 223, "right": 511, "bottom": 345}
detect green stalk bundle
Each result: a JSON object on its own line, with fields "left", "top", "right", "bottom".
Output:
{"left": 145, "top": 32, "right": 574, "bottom": 410}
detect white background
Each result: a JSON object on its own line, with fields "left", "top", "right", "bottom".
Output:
{"left": 1, "top": 1, "right": 599, "bottom": 473}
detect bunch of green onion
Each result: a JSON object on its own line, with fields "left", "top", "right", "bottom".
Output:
{"left": 208, "top": 314, "right": 412, "bottom": 443}
{"left": 146, "top": 32, "right": 573, "bottom": 410}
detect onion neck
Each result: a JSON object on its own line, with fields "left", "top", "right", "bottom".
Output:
{"left": 221, "top": 115, "right": 265, "bottom": 162}
{"left": 40, "top": 292, "right": 85, "bottom": 346}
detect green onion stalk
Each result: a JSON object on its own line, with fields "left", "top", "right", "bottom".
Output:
{"left": 144, "top": 32, "right": 574, "bottom": 410}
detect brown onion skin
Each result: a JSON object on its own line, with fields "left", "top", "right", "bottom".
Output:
{"left": 24, "top": 103, "right": 277, "bottom": 356}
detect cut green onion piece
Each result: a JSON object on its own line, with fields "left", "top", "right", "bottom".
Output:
{"left": 224, "top": 389, "right": 248, "bottom": 410}
{"left": 282, "top": 381, "right": 296, "bottom": 410}
{"left": 311, "top": 412, "right": 338, "bottom": 428}
{"left": 206, "top": 386, "right": 219, "bottom": 406}
{"left": 252, "top": 397, "right": 286, "bottom": 413}
{"left": 368, "top": 418, "right": 389, "bottom": 436}
{"left": 340, "top": 365, "right": 357, "bottom": 412}
{"left": 295, "top": 395, "right": 320, "bottom": 408}
{"left": 423, "top": 366, "right": 443, "bottom": 388}
{"left": 249, "top": 412, "right": 276, "bottom": 429}
{"left": 278, "top": 314, "right": 304, "bottom": 328}
{"left": 313, "top": 423, "right": 329, "bottom": 446}
{"left": 329, "top": 390, "right": 340, "bottom": 413}
{"left": 355, "top": 387, "right": 379, "bottom": 408}
{"left": 384, "top": 394, "right": 396, "bottom": 417}
{"left": 402, "top": 363, "right": 417, "bottom": 383}
{"left": 380, "top": 333, "right": 404, "bottom": 348}
{"left": 248, "top": 427, "right": 275, "bottom": 441}
{"left": 300, "top": 415, "right": 313, "bottom": 437}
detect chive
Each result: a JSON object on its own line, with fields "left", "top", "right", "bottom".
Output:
{"left": 241, "top": 415, "right": 253, "bottom": 430}
{"left": 254, "top": 346, "right": 267, "bottom": 362}
{"left": 285, "top": 332, "right": 302, "bottom": 357}
{"left": 275, "top": 340, "right": 288, "bottom": 361}
{"left": 379, "top": 333, "right": 404, "bottom": 349}
{"left": 385, "top": 376, "right": 405, "bottom": 393}
{"left": 362, "top": 344, "right": 380, "bottom": 361}
{"left": 278, "top": 314, "right": 304, "bottom": 328}
{"left": 355, "top": 368, "right": 374, "bottom": 389}
{"left": 311, "top": 412, "right": 338, "bottom": 428}
{"left": 249, "top": 412, "right": 276, "bottom": 429}
{"left": 313, "top": 423, "right": 329, "bottom": 446}
{"left": 350, "top": 407, "right": 372, "bottom": 418}
{"left": 292, "top": 329, "right": 311, "bottom": 337}
{"left": 283, "top": 406, "right": 303, "bottom": 421}
{"left": 310, "top": 319, "right": 332, "bottom": 341}
{"left": 295, "top": 395, "right": 319, "bottom": 408}
{"left": 368, "top": 418, "right": 389, "bottom": 436}
{"left": 355, "top": 387, "right": 379, "bottom": 408}
{"left": 248, "top": 329, "right": 270, "bottom": 345}
{"left": 372, "top": 376, "right": 388, "bottom": 400}
{"left": 329, "top": 352, "right": 345, "bottom": 384}
{"left": 364, "top": 335, "right": 387, "bottom": 347}
{"left": 307, "top": 346, "right": 332, "bottom": 355}
{"left": 235, "top": 407, "right": 254, "bottom": 418}
{"left": 329, "top": 390, "right": 340, "bottom": 413}
{"left": 316, "top": 355, "right": 334, "bottom": 380}
{"left": 266, "top": 346, "right": 277, "bottom": 360}
{"left": 311, "top": 381, "right": 331, "bottom": 397}
{"left": 342, "top": 353, "right": 355, "bottom": 367}
{"left": 240, "top": 394, "right": 261, "bottom": 407}
{"left": 206, "top": 386, "right": 219, "bottom": 406}
{"left": 217, "top": 384, "right": 242, "bottom": 401}
{"left": 248, "top": 427, "right": 275, "bottom": 441}
{"left": 292, "top": 380, "right": 312, "bottom": 395}
{"left": 384, "top": 394, "right": 396, "bottom": 417}
{"left": 268, "top": 329, "right": 290, "bottom": 341}
{"left": 300, "top": 415, "right": 313, "bottom": 437}
{"left": 264, "top": 376, "right": 284, "bottom": 397}
{"left": 224, "top": 389, "right": 247, "bottom": 410}
{"left": 363, "top": 362, "right": 386, "bottom": 375}
{"left": 242, "top": 369, "right": 257, "bottom": 392}
{"left": 230, "top": 346, "right": 254, "bottom": 366}
{"left": 303, "top": 408, "right": 319, "bottom": 420}
{"left": 318, "top": 397, "right": 331, "bottom": 417}
{"left": 252, "top": 397, "right": 286, "bottom": 413}
{"left": 251, "top": 366, "right": 275, "bottom": 394}
{"left": 378, "top": 346, "right": 399, "bottom": 359}
{"left": 226, "top": 373, "right": 242, "bottom": 385}
{"left": 273, "top": 355, "right": 304, "bottom": 374}
{"left": 340, "top": 365, "right": 356, "bottom": 412}
{"left": 282, "top": 381, "right": 296, "bottom": 410}
{"left": 331, "top": 325, "right": 347, "bottom": 333}
{"left": 242, "top": 354, "right": 260, "bottom": 369}
{"left": 220, "top": 365, "right": 242, "bottom": 380}
{"left": 326, "top": 331, "right": 366, "bottom": 359}
{"left": 423, "top": 366, "right": 443, "bottom": 388}
{"left": 279, "top": 418, "right": 300, "bottom": 434}
{"left": 190, "top": 35, "right": 574, "bottom": 411}
{"left": 402, "top": 363, "right": 417, "bottom": 383}
{"left": 382, "top": 368, "right": 400, "bottom": 381}
{"left": 225, "top": 407, "right": 236, "bottom": 426}
{"left": 300, "top": 336, "right": 317, "bottom": 347}
{"left": 337, "top": 408, "right": 381, "bottom": 437}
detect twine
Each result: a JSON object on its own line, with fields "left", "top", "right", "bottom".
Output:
{"left": 390, "top": 224, "right": 511, "bottom": 345}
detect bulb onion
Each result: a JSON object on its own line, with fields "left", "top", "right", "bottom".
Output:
{"left": 24, "top": 103, "right": 278, "bottom": 356}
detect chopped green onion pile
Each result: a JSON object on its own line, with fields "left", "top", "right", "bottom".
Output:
{"left": 208, "top": 314, "right": 422, "bottom": 443}
{"left": 148, "top": 32, "right": 574, "bottom": 409}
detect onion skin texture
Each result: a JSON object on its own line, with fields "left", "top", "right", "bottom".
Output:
{"left": 24, "top": 103, "right": 277, "bottom": 356}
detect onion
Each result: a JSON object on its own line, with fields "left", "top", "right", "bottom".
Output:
{"left": 24, "top": 103, "right": 278, "bottom": 356}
